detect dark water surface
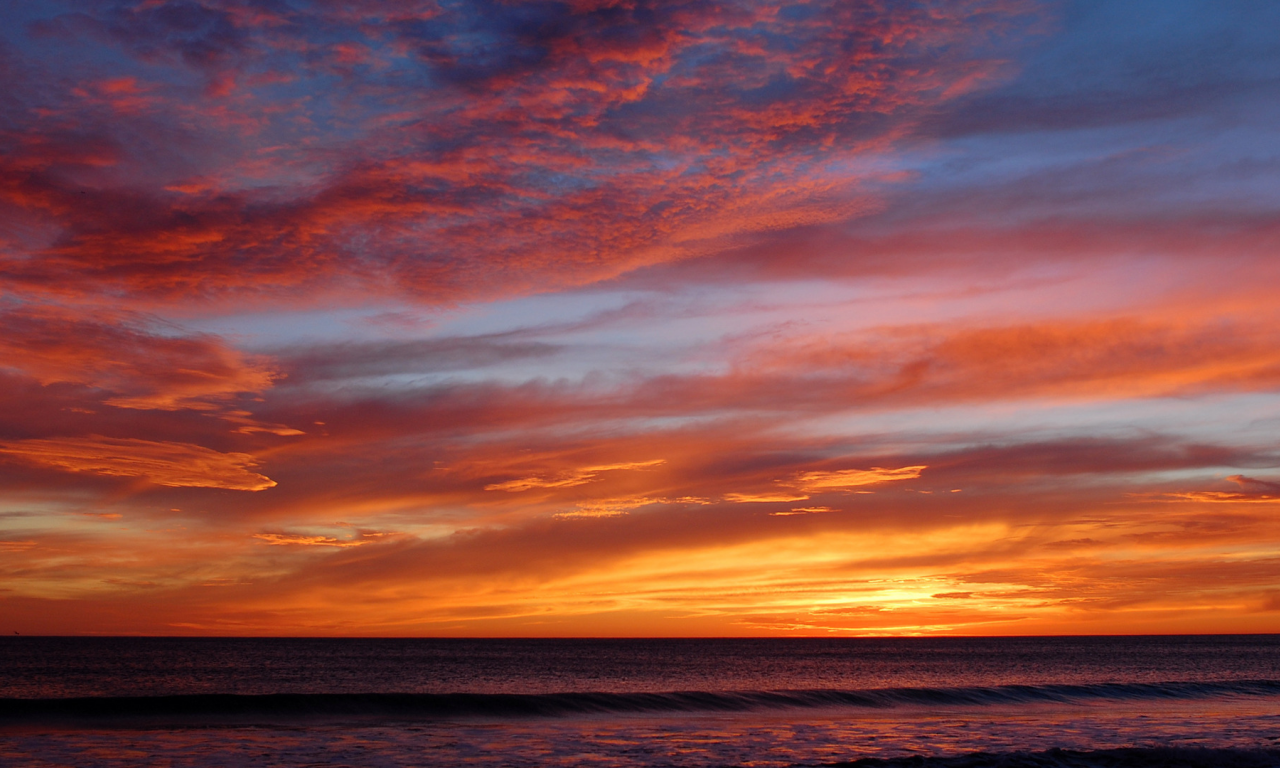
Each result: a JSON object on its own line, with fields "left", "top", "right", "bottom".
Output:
{"left": 7, "top": 635, "right": 1280, "bottom": 698}
{"left": 2, "top": 636, "right": 1279, "bottom": 767}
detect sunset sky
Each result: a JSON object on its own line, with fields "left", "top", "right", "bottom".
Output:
{"left": 3, "top": 0, "right": 1280, "bottom": 636}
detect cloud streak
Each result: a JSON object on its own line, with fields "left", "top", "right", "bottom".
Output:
{"left": 0, "top": 436, "right": 275, "bottom": 491}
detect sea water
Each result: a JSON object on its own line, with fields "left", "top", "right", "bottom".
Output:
{"left": 2, "top": 636, "right": 1280, "bottom": 767}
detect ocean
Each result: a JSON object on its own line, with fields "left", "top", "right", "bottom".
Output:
{"left": 2, "top": 636, "right": 1279, "bottom": 767}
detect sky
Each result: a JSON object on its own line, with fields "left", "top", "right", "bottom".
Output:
{"left": 2, "top": 0, "right": 1280, "bottom": 637}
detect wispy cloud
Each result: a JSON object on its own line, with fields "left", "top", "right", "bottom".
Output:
{"left": 0, "top": 436, "right": 275, "bottom": 491}
{"left": 253, "top": 531, "right": 392, "bottom": 548}
{"left": 486, "top": 460, "right": 665, "bottom": 492}
{"left": 795, "top": 467, "right": 926, "bottom": 491}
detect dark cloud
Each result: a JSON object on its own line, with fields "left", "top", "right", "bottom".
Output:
{"left": 918, "top": 0, "right": 1280, "bottom": 138}
{"left": 276, "top": 335, "right": 560, "bottom": 383}
{"left": 38, "top": 1, "right": 250, "bottom": 74}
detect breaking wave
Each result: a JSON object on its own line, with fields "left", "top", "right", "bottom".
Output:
{"left": 4, "top": 679, "right": 1280, "bottom": 724}
{"left": 829, "top": 747, "right": 1280, "bottom": 768}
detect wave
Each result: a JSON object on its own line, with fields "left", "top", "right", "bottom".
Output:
{"left": 830, "top": 747, "right": 1280, "bottom": 768}
{"left": 4, "top": 680, "right": 1280, "bottom": 724}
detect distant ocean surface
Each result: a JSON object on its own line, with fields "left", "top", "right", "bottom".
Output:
{"left": 3, "top": 636, "right": 1280, "bottom": 767}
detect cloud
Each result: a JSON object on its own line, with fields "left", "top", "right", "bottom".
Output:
{"left": 795, "top": 466, "right": 926, "bottom": 491}
{"left": 252, "top": 531, "right": 390, "bottom": 548}
{"left": 0, "top": 306, "right": 276, "bottom": 412}
{"left": 4, "top": 2, "right": 1280, "bottom": 637}
{"left": 279, "top": 335, "right": 560, "bottom": 383}
{"left": 724, "top": 465, "right": 922, "bottom": 505}
{"left": 645, "top": 312, "right": 1280, "bottom": 415}
{"left": 1135, "top": 475, "right": 1280, "bottom": 505}
{"left": 7, "top": 444, "right": 1280, "bottom": 635}
{"left": 725, "top": 492, "right": 811, "bottom": 503}
{"left": 485, "top": 460, "right": 665, "bottom": 492}
{"left": 35, "top": 1, "right": 250, "bottom": 80}
{"left": 554, "top": 497, "right": 663, "bottom": 519}
{"left": 772, "top": 507, "right": 835, "bottom": 517}
{"left": 1228, "top": 474, "right": 1280, "bottom": 493}
{"left": 0, "top": 436, "right": 275, "bottom": 490}
{"left": 917, "top": 0, "right": 1280, "bottom": 139}
{"left": 0, "top": 0, "right": 1038, "bottom": 305}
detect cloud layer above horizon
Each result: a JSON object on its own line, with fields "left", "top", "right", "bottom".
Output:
{"left": 3, "top": 0, "right": 1280, "bottom": 636}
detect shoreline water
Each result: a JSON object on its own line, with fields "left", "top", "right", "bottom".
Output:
{"left": 4, "top": 636, "right": 1278, "bottom": 767}
{"left": 5, "top": 679, "right": 1280, "bottom": 725}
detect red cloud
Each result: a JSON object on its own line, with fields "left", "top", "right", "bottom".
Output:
{"left": 0, "top": 306, "right": 276, "bottom": 412}
{"left": 0, "top": 435, "right": 275, "bottom": 491}
{"left": 1, "top": 0, "right": 1037, "bottom": 305}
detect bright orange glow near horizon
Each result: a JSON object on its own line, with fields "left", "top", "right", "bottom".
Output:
{"left": 3, "top": 0, "right": 1280, "bottom": 637}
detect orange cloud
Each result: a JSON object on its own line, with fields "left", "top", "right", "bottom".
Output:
{"left": 594, "top": 310, "right": 1280, "bottom": 420}
{"left": 1160, "top": 492, "right": 1280, "bottom": 504}
{"left": 0, "top": 436, "right": 275, "bottom": 491}
{"left": 772, "top": 507, "right": 835, "bottom": 516}
{"left": 725, "top": 465, "right": 924, "bottom": 504}
{"left": 252, "top": 532, "right": 384, "bottom": 548}
{"left": 6, "top": 476, "right": 1280, "bottom": 636}
{"left": 555, "top": 494, "right": 711, "bottom": 519}
{"left": 795, "top": 466, "right": 926, "bottom": 491}
{"left": 485, "top": 460, "right": 665, "bottom": 492}
{"left": 726, "top": 492, "right": 811, "bottom": 503}
{"left": 1138, "top": 475, "right": 1280, "bottom": 505}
